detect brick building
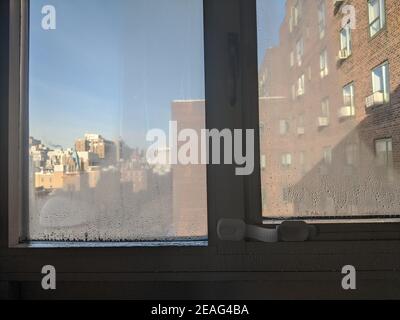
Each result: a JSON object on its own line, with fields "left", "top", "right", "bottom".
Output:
{"left": 75, "top": 133, "right": 117, "bottom": 163}
{"left": 259, "top": 0, "right": 400, "bottom": 218}
{"left": 171, "top": 100, "right": 208, "bottom": 238}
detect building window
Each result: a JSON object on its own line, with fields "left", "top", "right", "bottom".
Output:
{"left": 299, "top": 151, "right": 307, "bottom": 174}
{"left": 281, "top": 153, "right": 292, "bottom": 168}
{"left": 279, "top": 120, "right": 290, "bottom": 135}
{"left": 340, "top": 24, "right": 352, "bottom": 56}
{"left": 368, "top": 0, "right": 386, "bottom": 37}
{"left": 318, "top": 98, "right": 330, "bottom": 127}
{"left": 372, "top": 61, "right": 390, "bottom": 103}
{"left": 26, "top": 0, "right": 207, "bottom": 242}
{"left": 291, "top": 0, "right": 302, "bottom": 28}
{"left": 345, "top": 144, "right": 358, "bottom": 166}
{"left": 297, "top": 74, "right": 305, "bottom": 96}
{"left": 282, "top": 187, "right": 290, "bottom": 203}
{"left": 318, "top": 0, "right": 326, "bottom": 39}
{"left": 296, "top": 38, "right": 304, "bottom": 66}
{"left": 323, "top": 147, "right": 332, "bottom": 165}
{"left": 375, "top": 138, "right": 393, "bottom": 168}
{"left": 297, "top": 115, "right": 305, "bottom": 135}
{"left": 340, "top": 83, "right": 355, "bottom": 117}
{"left": 261, "top": 155, "right": 267, "bottom": 170}
{"left": 320, "top": 49, "right": 328, "bottom": 78}
{"left": 290, "top": 51, "right": 294, "bottom": 67}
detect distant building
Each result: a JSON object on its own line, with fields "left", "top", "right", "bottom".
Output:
{"left": 171, "top": 100, "right": 207, "bottom": 238}
{"left": 75, "top": 133, "right": 117, "bottom": 163}
{"left": 259, "top": 0, "right": 400, "bottom": 218}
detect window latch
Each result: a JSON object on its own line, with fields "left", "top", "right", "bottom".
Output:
{"left": 217, "top": 219, "right": 317, "bottom": 243}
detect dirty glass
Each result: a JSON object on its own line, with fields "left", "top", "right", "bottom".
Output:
{"left": 257, "top": 0, "right": 400, "bottom": 221}
{"left": 28, "top": 0, "right": 207, "bottom": 242}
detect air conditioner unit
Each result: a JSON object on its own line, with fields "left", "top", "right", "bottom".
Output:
{"left": 337, "top": 49, "right": 349, "bottom": 61}
{"left": 297, "top": 127, "right": 305, "bottom": 135}
{"left": 318, "top": 117, "right": 329, "bottom": 127}
{"left": 365, "top": 91, "right": 385, "bottom": 109}
{"left": 297, "top": 87, "right": 304, "bottom": 96}
{"left": 338, "top": 106, "right": 354, "bottom": 118}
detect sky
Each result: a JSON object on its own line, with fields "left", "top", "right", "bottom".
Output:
{"left": 29, "top": 0, "right": 285, "bottom": 149}
{"left": 257, "top": 0, "right": 286, "bottom": 65}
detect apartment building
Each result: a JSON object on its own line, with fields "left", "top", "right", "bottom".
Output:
{"left": 75, "top": 133, "right": 117, "bottom": 162}
{"left": 171, "top": 100, "right": 207, "bottom": 238}
{"left": 259, "top": 0, "right": 400, "bottom": 218}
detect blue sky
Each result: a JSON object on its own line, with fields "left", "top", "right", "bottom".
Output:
{"left": 29, "top": 0, "right": 285, "bottom": 149}
{"left": 257, "top": 0, "right": 286, "bottom": 65}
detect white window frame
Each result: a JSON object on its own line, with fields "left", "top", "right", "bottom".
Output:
{"left": 318, "top": 0, "right": 326, "bottom": 39}
{"left": 296, "top": 38, "right": 304, "bottom": 67}
{"left": 319, "top": 49, "right": 328, "bottom": 78}
{"left": 343, "top": 82, "right": 355, "bottom": 115}
{"left": 368, "top": 0, "right": 386, "bottom": 37}
{"left": 340, "top": 24, "right": 352, "bottom": 55}
{"left": 372, "top": 61, "right": 390, "bottom": 103}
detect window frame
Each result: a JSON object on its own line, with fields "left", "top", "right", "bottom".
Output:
{"left": 319, "top": 49, "right": 329, "bottom": 78}
{"left": 2, "top": 0, "right": 400, "bottom": 299}
{"left": 372, "top": 61, "right": 390, "bottom": 103}
{"left": 317, "top": 0, "right": 326, "bottom": 39}
{"left": 4, "top": 0, "right": 261, "bottom": 254}
{"left": 342, "top": 82, "right": 356, "bottom": 115}
{"left": 368, "top": 0, "right": 386, "bottom": 38}
{"left": 340, "top": 24, "right": 352, "bottom": 55}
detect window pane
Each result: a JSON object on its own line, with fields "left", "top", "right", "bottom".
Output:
{"left": 257, "top": 0, "right": 400, "bottom": 221}
{"left": 28, "top": 0, "right": 207, "bottom": 242}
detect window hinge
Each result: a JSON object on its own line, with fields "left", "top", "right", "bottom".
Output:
{"left": 217, "top": 219, "right": 317, "bottom": 243}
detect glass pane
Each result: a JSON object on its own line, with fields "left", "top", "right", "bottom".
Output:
{"left": 257, "top": 0, "right": 400, "bottom": 222}
{"left": 28, "top": 0, "right": 207, "bottom": 242}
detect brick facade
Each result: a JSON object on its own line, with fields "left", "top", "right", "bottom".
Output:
{"left": 259, "top": 0, "right": 400, "bottom": 218}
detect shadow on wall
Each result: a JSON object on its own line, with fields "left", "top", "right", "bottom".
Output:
{"left": 289, "top": 83, "right": 400, "bottom": 217}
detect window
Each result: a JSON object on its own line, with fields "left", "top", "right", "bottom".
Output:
{"left": 291, "top": 0, "right": 302, "bottom": 28}
{"left": 297, "top": 115, "right": 304, "bottom": 129}
{"left": 279, "top": 120, "right": 290, "bottom": 135}
{"left": 372, "top": 61, "right": 390, "bottom": 103}
{"left": 256, "top": 0, "right": 400, "bottom": 224}
{"left": 322, "top": 98, "right": 330, "bottom": 118}
{"left": 375, "top": 138, "right": 393, "bottom": 168}
{"left": 368, "top": 0, "right": 386, "bottom": 37}
{"left": 281, "top": 153, "right": 292, "bottom": 168}
{"left": 27, "top": 0, "right": 207, "bottom": 242}
{"left": 297, "top": 74, "right": 305, "bottom": 96}
{"left": 4, "top": 0, "right": 400, "bottom": 301}
{"left": 299, "top": 151, "right": 307, "bottom": 174}
{"left": 345, "top": 143, "right": 359, "bottom": 166}
{"left": 319, "top": 49, "right": 328, "bottom": 78}
{"left": 282, "top": 187, "right": 290, "bottom": 203}
{"left": 318, "top": 0, "right": 326, "bottom": 39}
{"left": 296, "top": 38, "right": 304, "bottom": 66}
{"left": 323, "top": 146, "right": 332, "bottom": 165}
{"left": 341, "top": 83, "right": 355, "bottom": 117}
{"left": 340, "top": 24, "right": 352, "bottom": 56}
{"left": 297, "top": 114, "right": 305, "bottom": 135}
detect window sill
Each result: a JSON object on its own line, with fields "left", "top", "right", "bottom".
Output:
{"left": 13, "top": 240, "right": 209, "bottom": 249}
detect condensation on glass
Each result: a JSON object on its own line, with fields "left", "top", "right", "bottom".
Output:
{"left": 256, "top": 0, "right": 400, "bottom": 221}
{"left": 28, "top": 0, "right": 207, "bottom": 241}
